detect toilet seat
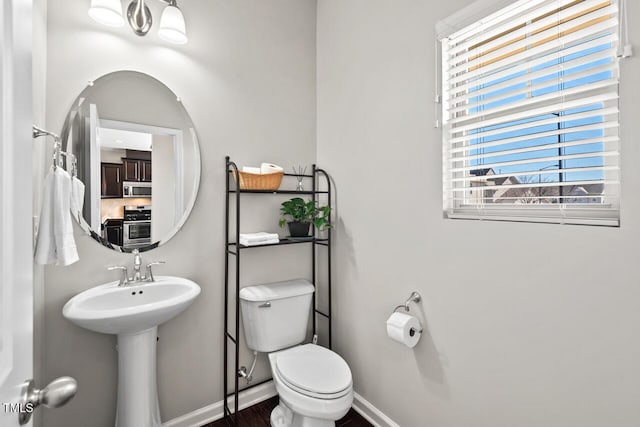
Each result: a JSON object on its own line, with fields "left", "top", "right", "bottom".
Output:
{"left": 275, "top": 344, "right": 352, "bottom": 400}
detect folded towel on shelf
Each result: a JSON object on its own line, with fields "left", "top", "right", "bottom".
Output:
{"left": 35, "top": 167, "right": 79, "bottom": 266}
{"left": 241, "top": 163, "right": 284, "bottom": 175}
{"left": 242, "top": 166, "right": 262, "bottom": 174}
{"left": 260, "top": 163, "right": 284, "bottom": 174}
{"left": 239, "top": 232, "right": 279, "bottom": 244}
{"left": 239, "top": 238, "right": 280, "bottom": 247}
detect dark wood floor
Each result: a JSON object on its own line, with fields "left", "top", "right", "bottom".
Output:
{"left": 205, "top": 396, "right": 372, "bottom": 427}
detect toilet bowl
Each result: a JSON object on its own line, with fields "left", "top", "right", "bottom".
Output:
{"left": 238, "top": 280, "right": 354, "bottom": 427}
{"left": 268, "top": 344, "right": 353, "bottom": 427}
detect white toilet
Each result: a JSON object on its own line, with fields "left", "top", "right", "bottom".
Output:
{"left": 240, "top": 279, "right": 353, "bottom": 427}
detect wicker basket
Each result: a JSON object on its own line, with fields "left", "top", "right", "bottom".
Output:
{"left": 234, "top": 170, "right": 284, "bottom": 190}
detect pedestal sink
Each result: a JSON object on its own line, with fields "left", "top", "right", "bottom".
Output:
{"left": 63, "top": 276, "right": 201, "bottom": 427}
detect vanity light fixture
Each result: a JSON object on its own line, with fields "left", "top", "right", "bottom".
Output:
{"left": 88, "top": 0, "right": 125, "bottom": 27}
{"left": 89, "top": 0, "right": 188, "bottom": 45}
{"left": 158, "top": 1, "right": 188, "bottom": 44}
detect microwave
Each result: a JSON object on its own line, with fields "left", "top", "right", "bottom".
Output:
{"left": 123, "top": 181, "right": 152, "bottom": 198}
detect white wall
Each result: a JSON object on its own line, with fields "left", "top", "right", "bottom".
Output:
{"left": 152, "top": 134, "right": 175, "bottom": 242}
{"left": 99, "top": 148, "right": 126, "bottom": 164}
{"left": 42, "top": 1, "right": 317, "bottom": 426}
{"left": 317, "top": 1, "right": 640, "bottom": 427}
{"left": 32, "top": 1, "right": 47, "bottom": 426}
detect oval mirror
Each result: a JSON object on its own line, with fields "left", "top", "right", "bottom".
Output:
{"left": 60, "top": 71, "right": 200, "bottom": 252}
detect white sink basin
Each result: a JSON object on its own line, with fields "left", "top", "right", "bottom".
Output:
{"left": 63, "top": 275, "right": 201, "bottom": 427}
{"left": 63, "top": 276, "right": 201, "bottom": 335}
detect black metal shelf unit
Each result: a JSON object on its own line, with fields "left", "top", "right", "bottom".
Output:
{"left": 223, "top": 156, "right": 333, "bottom": 425}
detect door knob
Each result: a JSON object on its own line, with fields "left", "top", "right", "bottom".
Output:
{"left": 18, "top": 376, "right": 78, "bottom": 425}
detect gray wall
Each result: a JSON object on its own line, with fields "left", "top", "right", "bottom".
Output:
{"left": 317, "top": 1, "right": 640, "bottom": 427}
{"left": 42, "top": 0, "right": 317, "bottom": 425}
{"left": 42, "top": 1, "right": 640, "bottom": 427}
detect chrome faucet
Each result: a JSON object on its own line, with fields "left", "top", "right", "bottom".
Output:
{"left": 132, "top": 249, "right": 143, "bottom": 281}
{"left": 145, "top": 261, "right": 165, "bottom": 282}
{"left": 107, "top": 249, "right": 166, "bottom": 286}
{"left": 107, "top": 266, "right": 129, "bottom": 286}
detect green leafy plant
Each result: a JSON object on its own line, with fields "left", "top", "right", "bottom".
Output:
{"left": 279, "top": 197, "right": 332, "bottom": 230}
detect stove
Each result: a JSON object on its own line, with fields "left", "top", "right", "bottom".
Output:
{"left": 123, "top": 205, "right": 151, "bottom": 249}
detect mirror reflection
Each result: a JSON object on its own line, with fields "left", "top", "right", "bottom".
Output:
{"left": 61, "top": 71, "right": 200, "bottom": 252}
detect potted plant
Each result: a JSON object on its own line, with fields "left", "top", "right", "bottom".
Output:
{"left": 279, "top": 197, "right": 332, "bottom": 238}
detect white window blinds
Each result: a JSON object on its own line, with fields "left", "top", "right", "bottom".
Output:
{"left": 441, "top": 0, "right": 621, "bottom": 226}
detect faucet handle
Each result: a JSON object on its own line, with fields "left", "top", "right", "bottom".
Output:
{"left": 107, "top": 266, "right": 129, "bottom": 286}
{"left": 145, "top": 261, "right": 166, "bottom": 282}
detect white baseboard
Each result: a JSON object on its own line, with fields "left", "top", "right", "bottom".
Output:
{"left": 352, "top": 392, "right": 400, "bottom": 427}
{"left": 162, "top": 381, "right": 277, "bottom": 427}
{"left": 162, "top": 383, "right": 399, "bottom": 427}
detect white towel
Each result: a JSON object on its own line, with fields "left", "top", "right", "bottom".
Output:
{"left": 70, "top": 176, "right": 85, "bottom": 222}
{"left": 239, "top": 238, "right": 280, "bottom": 247}
{"left": 35, "top": 169, "right": 56, "bottom": 265}
{"left": 239, "top": 232, "right": 279, "bottom": 243}
{"left": 260, "top": 163, "right": 284, "bottom": 174}
{"left": 35, "top": 167, "right": 79, "bottom": 266}
{"left": 242, "top": 166, "right": 262, "bottom": 174}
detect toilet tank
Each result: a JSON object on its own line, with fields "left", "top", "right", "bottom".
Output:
{"left": 239, "top": 279, "right": 314, "bottom": 352}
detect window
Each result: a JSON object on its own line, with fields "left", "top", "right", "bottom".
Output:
{"left": 440, "top": 0, "right": 622, "bottom": 226}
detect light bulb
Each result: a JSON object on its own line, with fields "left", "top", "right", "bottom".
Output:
{"left": 158, "top": 4, "right": 188, "bottom": 45}
{"left": 88, "top": 0, "right": 124, "bottom": 27}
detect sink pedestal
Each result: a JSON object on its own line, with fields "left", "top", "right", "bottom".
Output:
{"left": 62, "top": 276, "right": 201, "bottom": 427}
{"left": 116, "top": 327, "right": 161, "bottom": 427}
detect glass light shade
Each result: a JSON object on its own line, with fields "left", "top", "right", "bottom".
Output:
{"left": 158, "top": 5, "right": 188, "bottom": 45}
{"left": 88, "top": 0, "right": 124, "bottom": 27}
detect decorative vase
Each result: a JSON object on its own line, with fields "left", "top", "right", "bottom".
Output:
{"left": 287, "top": 221, "right": 311, "bottom": 238}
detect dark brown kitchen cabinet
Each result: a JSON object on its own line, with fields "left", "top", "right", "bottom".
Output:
{"left": 101, "top": 163, "right": 123, "bottom": 198}
{"left": 103, "top": 219, "right": 123, "bottom": 246}
{"left": 141, "top": 161, "right": 152, "bottom": 182}
{"left": 123, "top": 159, "right": 152, "bottom": 182}
{"left": 123, "top": 159, "right": 140, "bottom": 182}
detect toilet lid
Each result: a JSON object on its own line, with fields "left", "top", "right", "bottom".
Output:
{"left": 275, "top": 344, "right": 352, "bottom": 397}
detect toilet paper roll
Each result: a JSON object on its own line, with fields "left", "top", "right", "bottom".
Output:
{"left": 260, "top": 163, "right": 284, "bottom": 174}
{"left": 386, "top": 312, "right": 421, "bottom": 348}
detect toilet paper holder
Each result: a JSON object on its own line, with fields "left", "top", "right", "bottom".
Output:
{"left": 392, "top": 291, "right": 423, "bottom": 333}
{"left": 392, "top": 291, "right": 422, "bottom": 314}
